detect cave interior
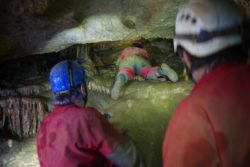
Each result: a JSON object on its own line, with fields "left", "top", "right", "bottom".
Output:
{"left": 0, "top": 0, "right": 249, "bottom": 167}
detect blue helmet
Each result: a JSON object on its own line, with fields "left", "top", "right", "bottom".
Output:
{"left": 50, "top": 60, "right": 86, "bottom": 93}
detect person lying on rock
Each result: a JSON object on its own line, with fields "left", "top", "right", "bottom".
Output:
{"left": 36, "top": 60, "right": 145, "bottom": 167}
{"left": 111, "top": 41, "right": 178, "bottom": 100}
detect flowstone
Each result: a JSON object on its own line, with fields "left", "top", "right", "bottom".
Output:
{"left": 88, "top": 79, "right": 193, "bottom": 167}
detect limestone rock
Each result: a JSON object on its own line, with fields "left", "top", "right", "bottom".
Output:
{"left": 0, "top": 0, "right": 187, "bottom": 58}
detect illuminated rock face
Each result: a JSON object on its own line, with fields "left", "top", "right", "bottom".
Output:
{"left": 0, "top": 0, "right": 187, "bottom": 58}
{"left": 0, "top": 0, "right": 250, "bottom": 60}
{"left": 0, "top": 0, "right": 249, "bottom": 60}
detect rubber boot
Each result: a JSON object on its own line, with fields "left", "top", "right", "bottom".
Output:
{"left": 110, "top": 74, "right": 127, "bottom": 100}
{"left": 159, "top": 63, "right": 178, "bottom": 82}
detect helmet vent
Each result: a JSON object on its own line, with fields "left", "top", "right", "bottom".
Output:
{"left": 185, "top": 14, "right": 190, "bottom": 20}
{"left": 191, "top": 18, "right": 197, "bottom": 24}
{"left": 180, "top": 14, "right": 185, "bottom": 20}
{"left": 67, "top": 61, "right": 74, "bottom": 88}
{"left": 179, "top": 13, "right": 196, "bottom": 25}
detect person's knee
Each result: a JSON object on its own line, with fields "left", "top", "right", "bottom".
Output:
{"left": 116, "top": 73, "right": 128, "bottom": 83}
{"left": 140, "top": 66, "right": 158, "bottom": 80}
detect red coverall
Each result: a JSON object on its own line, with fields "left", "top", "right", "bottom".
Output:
{"left": 162, "top": 62, "right": 250, "bottom": 167}
{"left": 119, "top": 47, "right": 150, "bottom": 60}
{"left": 37, "top": 105, "right": 122, "bottom": 167}
{"left": 117, "top": 47, "right": 156, "bottom": 80}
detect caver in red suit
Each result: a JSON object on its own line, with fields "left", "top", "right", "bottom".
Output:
{"left": 163, "top": 0, "right": 250, "bottom": 166}
{"left": 162, "top": 62, "right": 250, "bottom": 167}
{"left": 37, "top": 60, "right": 145, "bottom": 167}
{"left": 110, "top": 42, "right": 178, "bottom": 100}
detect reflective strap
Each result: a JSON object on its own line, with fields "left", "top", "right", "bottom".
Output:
{"left": 174, "top": 26, "right": 242, "bottom": 43}
{"left": 67, "top": 60, "right": 74, "bottom": 88}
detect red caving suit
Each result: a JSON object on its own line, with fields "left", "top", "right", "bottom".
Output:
{"left": 163, "top": 62, "right": 250, "bottom": 167}
{"left": 37, "top": 105, "right": 122, "bottom": 167}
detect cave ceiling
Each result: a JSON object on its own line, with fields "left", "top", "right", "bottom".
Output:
{"left": 0, "top": 0, "right": 249, "bottom": 60}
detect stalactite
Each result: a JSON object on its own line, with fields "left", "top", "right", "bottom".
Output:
{"left": 0, "top": 89, "right": 18, "bottom": 97}
{"left": 76, "top": 44, "right": 97, "bottom": 77}
{"left": 5, "top": 97, "right": 48, "bottom": 138}
{"left": 16, "top": 85, "right": 41, "bottom": 96}
{"left": 87, "top": 81, "right": 110, "bottom": 95}
{"left": 0, "top": 100, "right": 6, "bottom": 129}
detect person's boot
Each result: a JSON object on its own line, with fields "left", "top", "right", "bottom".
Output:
{"left": 160, "top": 63, "right": 178, "bottom": 82}
{"left": 110, "top": 74, "right": 127, "bottom": 100}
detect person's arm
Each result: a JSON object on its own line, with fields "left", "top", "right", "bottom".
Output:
{"left": 162, "top": 98, "right": 220, "bottom": 167}
{"left": 85, "top": 107, "right": 145, "bottom": 167}
{"left": 106, "top": 136, "right": 145, "bottom": 167}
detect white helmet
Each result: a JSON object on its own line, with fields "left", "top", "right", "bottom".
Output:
{"left": 174, "top": 0, "right": 243, "bottom": 57}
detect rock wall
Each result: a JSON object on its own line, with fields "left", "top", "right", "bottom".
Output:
{"left": 0, "top": 0, "right": 187, "bottom": 58}
{"left": 0, "top": 0, "right": 249, "bottom": 61}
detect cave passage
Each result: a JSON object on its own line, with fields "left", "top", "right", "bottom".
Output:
{"left": 0, "top": 39, "right": 193, "bottom": 167}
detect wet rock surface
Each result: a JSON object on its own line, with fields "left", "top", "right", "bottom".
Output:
{"left": 88, "top": 78, "right": 193, "bottom": 167}
{"left": 0, "top": 138, "right": 39, "bottom": 167}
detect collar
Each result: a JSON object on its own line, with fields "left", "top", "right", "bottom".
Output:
{"left": 192, "top": 62, "right": 238, "bottom": 93}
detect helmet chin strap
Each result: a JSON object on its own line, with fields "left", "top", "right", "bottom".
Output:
{"left": 67, "top": 60, "right": 74, "bottom": 89}
{"left": 183, "top": 62, "right": 194, "bottom": 82}
{"left": 80, "top": 84, "right": 88, "bottom": 106}
{"left": 178, "top": 48, "right": 195, "bottom": 82}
